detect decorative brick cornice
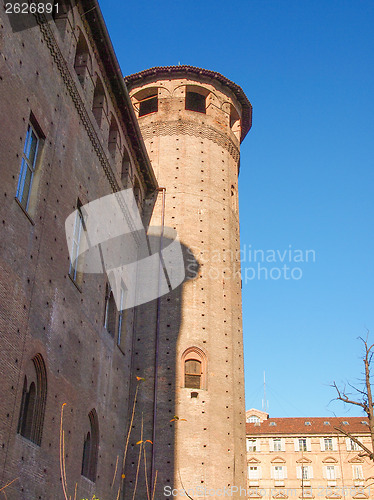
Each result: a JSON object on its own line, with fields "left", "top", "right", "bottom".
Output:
{"left": 140, "top": 120, "right": 241, "bottom": 165}
{"left": 35, "top": 13, "right": 142, "bottom": 242}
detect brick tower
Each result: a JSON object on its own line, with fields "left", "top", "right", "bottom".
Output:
{"left": 125, "top": 66, "right": 252, "bottom": 498}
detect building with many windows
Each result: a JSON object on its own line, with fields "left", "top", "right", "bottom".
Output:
{"left": 246, "top": 409, "right": 373, "bottom": 499}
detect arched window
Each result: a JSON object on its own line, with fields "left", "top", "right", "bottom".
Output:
{"left": 104, "top": 283, "right": 117, "bottom": 337}
{"left": 229, "top": 104, "right": 241, "bottom": 140}
{"left": 81, "top": 409, "right": 99, "bottom": 482}
{"left": 52, "top": 0, "right": 72, "bottom": 39}
{"left": 92, "top": 77, "right": 107, "bottom": 128}
{"left": 247, "top": 415, "right": 260, "bottom": 423}
{"left": 74, "top": 29, "right": 91, "bottom": 87}
{"left": 108, "top": 115, "right": 121, "bottom": 167}
{"left": 185, "top": 359, "right": 202, "bottom": 389}
{"left": 17, "top": 354, "right": 47, "bottom": 445}
{"left": 182, "top": 347, "right": 207, "bottom": 390}
{"left": 185, "top": 85, "right": 209, "bottom": 114}
{"left": 133, "top": 177, "right": 142, "bottom": 209}
{"left": 121, "top": 147, "right": 132, "bottom": 186}
{"left": 132, "top": 88, "right": 158, "bottom": 117}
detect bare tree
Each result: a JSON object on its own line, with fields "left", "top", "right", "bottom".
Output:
{"left": 332, "top": 335, "right": 374, "bottom": 461}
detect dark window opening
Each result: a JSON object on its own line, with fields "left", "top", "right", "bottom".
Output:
{"left": 185, "top": 359, "right": 202, "bottom": 389}
{"left": 92, "top": 78, "right": 107, "bottom": 128}
{"left": 104, "top": 283, "right": 117, "bottom": 336}
{"left": 81, "top": 409, "right": 99, "bottom": 482}
{"left": 139, "top": 95, "right": 158, "bottom": 117}
{"left": 74, "top": 30, "right": 91, "bottom": 87}
{"left": 17, "top": 354, "right": 47, "bottom": 446}
{"left": 108, "top": 117, "right": 120, "bottom": 162}
{"left": 185, "top": 92, "right": 206, "bottom": 114}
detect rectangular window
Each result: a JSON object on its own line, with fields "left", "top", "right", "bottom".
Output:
{"left": 139, "top": 94, "right": 158, "bottom": 116}
{"left": 353, "top": 465, "right": 363, "bottom": 480}
{"left": 326, "top": 466, "right": 336, "bottom": 480}
{"left": 350, "top": 439, "right": 360, "bottom": 451}
{"left": 274, "top": 466, "right": 284, "bottom": 480}
{"left": 302, "top": 466, "right": 309, "bottom": 480}
{"left": 248, "top": 466, "right": 259, "bottom": 480}
{"left": 16, "top": 123, "right": 40, "bottom": 211}
{"left": 69, "top": 205, "right": 84, "bottom": 282}
{"left": 185, "top": 91, "right": 206, "bottom": 114}
{"left": 247, "top": 439, "right": 257, "bottom": 452}
{"left": 273, "top": 438, "right": 282, "bottom": 452}
{"left": 299, "top": 438, "right": 307, "bottom": 452}
{"left": 324, "top": 438, "right": 333, "bottom": 451}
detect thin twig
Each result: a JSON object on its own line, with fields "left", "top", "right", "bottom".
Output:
{"left": 59, "top": 403, "right": 69, "bottom": 500}
{"left": 132, "top": 414, "right": 143, "bottom": 500}
{"left": 0, "top": 478, "right": 18, "bottom": 493}
{"left": 151, "top": 470, "right": 158, "bottom": 500}
{"left": 111, "top": 455, "right": 119, "bottom": 489}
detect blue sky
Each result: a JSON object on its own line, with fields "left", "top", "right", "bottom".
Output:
{"left": 99, "top": 0, "right": 374, "bottom": 417}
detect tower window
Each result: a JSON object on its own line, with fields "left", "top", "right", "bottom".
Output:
{"left": 182, "top": 347, "right": 207, "bottom": 390}
{"left": 185, "top": 359, "right": 202, "bottom": 389}
{"left": 185, "top": 91, "right": 206, "bottom": 114}
{"left": 139, "top": 93, "right": 158, "bottom": 116}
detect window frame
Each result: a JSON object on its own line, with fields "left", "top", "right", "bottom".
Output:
{"left": 299, "top": 438, "right": 307, "bottom": 452}
{"left": 16, "top": 122, "right": 40, "bottom": 212}
{"left": 181, "top": 347, "right": 207, "bottom": 390}
{"left": 68, "top": 205, "right": 84, "bottom": 283}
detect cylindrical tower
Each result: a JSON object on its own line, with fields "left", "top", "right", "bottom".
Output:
{"left": 125, "top": 66, "right": 252, "bottom": 498}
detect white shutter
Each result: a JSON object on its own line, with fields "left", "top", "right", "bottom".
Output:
{"left": 258, "top": 466, "right": 262, "bottom": 479}
{"left": 269, "top": 439, "right": 274, "bottom": 452}
{"left": 284, "top": 466, "right": 288, "bottom": 479}
{"left": 322, "top": 466, "right": 327, "bottom": 479}
{"left": 256, "top": 439, "right": 261, "bottom": 452}
{"left": 346, "top": 437, "right": 351, "bottom": 451}
{"left": 296, "top": 466, "right": 302, "bottom": 479}
{"left": 320, "top": 438, "right": 325, "bottom": 451}
{"left": 271, "top": 466, "right": 275, "bottom": 479}
{"left": 281, "top": 438, "right": 286, "bottom": 452}
{"left": 308, "top": 466, "right": 314, "bottom": 479}
{"left": 306, "top": 438, "right": 312, "bottom": 452}
{"left": 294, "top": 439, "right": 299, "bottom": 451}
{"left": 246, "top": 438, "right": 250, "bottom": 452}
{"left": 332, "top": 437, "right": 338, "bottom": 451}
{"left": 336, "top": 466, "right": 341, "bottom": 479}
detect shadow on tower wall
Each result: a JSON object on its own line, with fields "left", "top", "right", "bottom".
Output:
{"left": 123, "top": 238, "right": 200, "bottom": 499}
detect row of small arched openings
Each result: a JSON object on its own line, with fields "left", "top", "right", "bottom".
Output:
{"left": 131, "top": 84, "right": 241, "bottom": 138}
{"left": 17, "top": 353, "right": 99, "bottom": 483}
{"left": 51, "top": 0, "right": 143, "bottom": 207}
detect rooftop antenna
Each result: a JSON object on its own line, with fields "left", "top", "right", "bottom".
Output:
{"left": 262, "top": 371, "right": 268, "bottom": 413}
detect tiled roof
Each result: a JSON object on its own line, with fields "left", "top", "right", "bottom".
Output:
{"left": 125, "top": 65, "right": 252, "bottom": 143}
{"left": 246, "top": 417, "right": 370, "bottom": 436}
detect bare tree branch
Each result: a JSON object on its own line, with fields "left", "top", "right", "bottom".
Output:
{"left": 332, "top": 334, "right": 374, "bottom": 462}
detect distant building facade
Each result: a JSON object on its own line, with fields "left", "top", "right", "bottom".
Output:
{"left": 246, "top": 409, "right": 373, "bottom": 499}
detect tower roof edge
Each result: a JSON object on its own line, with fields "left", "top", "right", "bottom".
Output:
{"left": 124, "top": 65, "right": 252, "bottom": 142}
